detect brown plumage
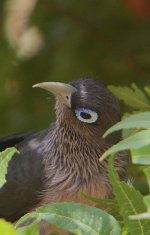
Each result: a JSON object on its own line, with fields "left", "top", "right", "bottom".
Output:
{"left": 0, "top": 78, "right": 128, "bottom": 234}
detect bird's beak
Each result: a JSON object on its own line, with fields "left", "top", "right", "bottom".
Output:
{"left": 32, "top": 82, "right": 77, "bottom": 107}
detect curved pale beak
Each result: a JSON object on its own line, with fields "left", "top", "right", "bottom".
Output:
{"left": 32, "top": 82, "right": 77, "bottom": 107}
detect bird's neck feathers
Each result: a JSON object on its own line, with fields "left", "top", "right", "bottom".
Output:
{"left": 44, "top": 111, "right": 113, "bottom": 188}
{"left": 43, "top": 122, "right": 127, "bottom": 204}
{"left": 44, "top": 102, "right": 110, "bottom": 180}
{"left": 43, "top": 123, "right": 112, "bottom": 203}
{"left": 42, "top": 102, "right": 127, "bottom": 204}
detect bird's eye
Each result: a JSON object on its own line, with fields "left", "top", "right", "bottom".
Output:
{"left": 75, "top": 108, "right": 98, "bottom": 123}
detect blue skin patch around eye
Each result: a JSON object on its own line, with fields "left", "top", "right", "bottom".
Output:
{"left": 75, "top": 108, "right": 98, "bottom": 123}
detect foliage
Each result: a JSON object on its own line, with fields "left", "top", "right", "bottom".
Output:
{"left": 108, "top": 84, "right": 150, "bottom": 111}
{"left": 100, "top": 92, "right": 150, "bottom": 230}
{"left": 101, "top": 128, "right": 150, "bottom": 161}
{"left": 0, "top": 219, "right": 18, "bottom": 235}
{"left": 108, "top": 156, "right": 150, "bottom": 235}
{"left": 0, "top": 0, "right": 150, "bottom": 234}
{"left": 1, "top": 96, "right": 150, "bottom": 234}
{"left": 0, "top": 147, "right": 18, "bottom": 188}
{"left": 0, "top": 148, "right": 120, "bottom": 235}
{"left": 103, "top": 112, "right": 150, "bottom": 137}
{"left": 16, "top": 202, "right": 121, "bottom": 235}
{"left": 17, "top": 222, "right": 39, "bottom": 235}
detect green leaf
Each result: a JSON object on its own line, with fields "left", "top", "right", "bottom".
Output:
{"left": 144, "top": 167, "right": 150, "bottom": 189}
{"left": 103, "top": 112, "right": 150, "bottom": 138}
{"left": 81, "top": 192, "right": 116, "bottom": 207}
{"left": 144, "top": 86, "right": 150, "bottom": 97}
{"left": 0, "top": 147, "right": 19, "bottom": 188}
{"left": 80, "top": 193, "right": 123, "bottom": 225}
{"left": 109, "top": 156, "right": 150, "bottom": 235}
{"left": 17, "top": 221, "right": 39, "bottom": 235}
{"left": 0, "top": 219, "right": 18, "bottom": 235}
{"left": 131, "top": 146, "right": 150, "bottom": 165}
{"left": 128, "top": 196, "right": 150, "bottom": 220}
{"left": 129, "top": 212, "right": 150, "bottom": 220}
{"left": 16, "top": 202, "right": 121, "bottom": 235}
{"left": 144, "top": 196, "right": 150, "bottom": 212}
{"left": 129, "top": 169, "right": 150, "bottom": 220}
{"left": 108, "top": 84, "right": 150, "bottom": 110}
{"left": 101, "top": 129, "right": 150, "bottom": 161}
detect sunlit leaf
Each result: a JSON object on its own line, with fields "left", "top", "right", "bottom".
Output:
{"left": 16, "top": 202, "right": 121, "bottom": 235}
{"left": 103, "top": 112, "right": 150, "bottom": 138}
{"left": 0, "top": 219, "right": 18, "bottom": 235}
{"left": 101, "top": 129, "right": 150, "bottom": 160}
{"left": 0, "top": 147, "right": 19, "bottom": 188}
{"left": 129, "top": 212, "right": 150, "bottom": 220}
{"left": 131, "top": 146, "right": 150, "bottom": 165}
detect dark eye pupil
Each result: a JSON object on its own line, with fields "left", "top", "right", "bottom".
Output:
{"left": 80, "top": 112, "right": 91, "bottom": 119}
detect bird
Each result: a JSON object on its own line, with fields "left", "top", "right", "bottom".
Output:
{"left": 0, "top": 78, "right": 128, "bottom": 226}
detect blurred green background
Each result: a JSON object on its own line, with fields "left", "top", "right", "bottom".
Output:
{"left": 0, "top": 0, "right": 150, "bottom": 136}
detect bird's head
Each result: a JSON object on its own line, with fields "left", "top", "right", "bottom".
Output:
{"left": 33, "top": 78, "right": 120, "bottom": 144}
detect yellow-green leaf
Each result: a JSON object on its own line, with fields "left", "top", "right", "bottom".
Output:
{"left": 0, "top": 219, "right": 18, "bottom": 235}
{"left": 0, "top": 147, "right": 19, "bottom": 188}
